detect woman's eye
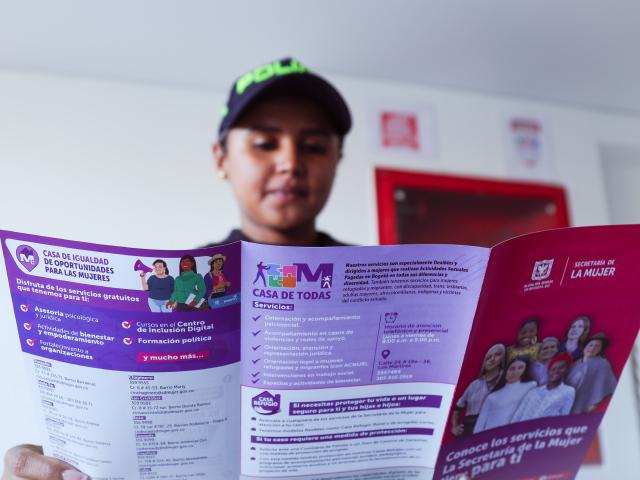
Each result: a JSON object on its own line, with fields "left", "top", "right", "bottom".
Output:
{"left": 253, "top": 139, "right": 278, "bottom": 151}
{"left": 302, "top": 143, "right": 328, "bottom": 154}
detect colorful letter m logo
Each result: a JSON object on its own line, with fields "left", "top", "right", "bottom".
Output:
{"left": 267, "top": 263, "right": 333, "bottom": 289}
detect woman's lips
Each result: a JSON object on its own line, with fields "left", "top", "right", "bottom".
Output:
{"left": 266, "top": 187, "right": 308, "bottom": 202}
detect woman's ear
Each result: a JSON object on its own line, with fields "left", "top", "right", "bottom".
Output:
{"left": 212, "top": 142, "right": 228, "bottom": 179}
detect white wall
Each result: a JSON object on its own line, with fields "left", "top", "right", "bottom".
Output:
{"left": 1, "top": 69, "right": 639, "bottom": 478}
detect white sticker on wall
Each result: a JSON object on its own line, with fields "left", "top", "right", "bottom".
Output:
{"left": 505, "top": 115, "right": 556, "bottom": 180}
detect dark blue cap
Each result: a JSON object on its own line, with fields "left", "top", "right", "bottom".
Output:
{"left": 218, "top": 57, "right": 352, "bottom": 136}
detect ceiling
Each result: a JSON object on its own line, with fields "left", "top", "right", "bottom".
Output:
{"left": 2, "top": 0, "right": 640, "bottom": 115}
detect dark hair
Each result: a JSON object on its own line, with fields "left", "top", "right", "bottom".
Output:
{"left": 209, "top": 257, "right": 225, "bottom": 271}
{"left": 152, "top": 259, "right": 169, "bottom": 275}
{"left": 495, "top": 356, "right": 532, "bottom": 391}
{"left": 519, "top": 316, "right": 540, "bottom": 333}
{"left": 179, "top": 254, "right": 197, "bottom": 274}
{"left": 585, "top": 332, "right": 610, "bottom": 356}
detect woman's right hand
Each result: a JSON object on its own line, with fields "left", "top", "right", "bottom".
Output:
{"left": 2, "top": 445, "right": 88, "bottom": 480}
{"left": 451, "top": 424, "right": 465, "bottom": 436}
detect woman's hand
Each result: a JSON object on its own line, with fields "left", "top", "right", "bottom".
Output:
{"left": 451, "top": 424, "right": 464, "bottom": 436}
{"left": 2, "top": 445, "right": 89, "bottom": 480}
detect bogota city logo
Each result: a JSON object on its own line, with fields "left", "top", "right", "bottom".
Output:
{"left": 16, "top": 245, "right": 39, "bottom": 272}
{"left": 531, "top": 259, "right": 554, "bottom": 281}
{"left": 253, "top": 261, "right": 333, "bottom": 289}
{"left": 251, "top": 391, "right": 281, "bottom": 415}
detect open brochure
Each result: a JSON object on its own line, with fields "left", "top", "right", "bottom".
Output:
{"left": 2, "top": 226, "right": 639, "bottom": 480}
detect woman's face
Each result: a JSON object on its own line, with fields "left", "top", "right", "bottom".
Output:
{"left": 567, "top": 318, "right": 586, "bottom": 341}
{"left": 505, "top": 360, "right": 527, "bottom": 383}
{"left": 213, "top": 258, "right": 224, "bottom": 270}
{"left": 547, "top": 360, "right": 570, "bottom": 385}
{"left": 180, "top": 258, "right": 195, "bottom": 272}
{"left": 583, "top": 339, "right": 603, "bottom": 359}
{"left": 517, "top": 322, "right": 538, "bottom": 347}
{"left": 153, "top": 262, "right": 165, "bottom": 276}
{"left": 483, "top": 347, "right": 504, "bottom": 372}
{"left": 538, "top": 341, "right": 559, "bottom": 362}
{"left": 216, "top": 96, "right": 341, "bottom": 235}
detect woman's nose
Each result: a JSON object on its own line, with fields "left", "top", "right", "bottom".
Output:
{"left": 275, "top": 138, "right": 304, "bottom": 175}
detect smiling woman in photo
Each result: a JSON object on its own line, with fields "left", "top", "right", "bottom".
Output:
{"left": 473, "top": 356, "right": 537, "bottom": 433}
{"left": 511, "top": 352, "right": 576, "bottom": 422}
{"left": 560, "top": 315, "right": 591, "bottom": 361}
{"left": 531, "top": 336, "right": 560, "bottom": 386}
{"left": 451, "top": 343, "right": 506, "bottom": 438}
{"left": 566, "top": 332, "right": 617, "bottom": 414}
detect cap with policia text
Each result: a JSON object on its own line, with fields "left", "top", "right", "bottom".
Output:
{"left": 218, "top": 57, "right": 352, "bottom": 136}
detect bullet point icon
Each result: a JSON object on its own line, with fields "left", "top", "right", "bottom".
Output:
{"left": 123, "top": 337, "right": 134, "bottom": 346}
{"left": 20, "top": 304, "right": 30, "bottom": 312}
{"left": 121, "top": 321, "right": 132, "bottom": 329}
{"left": 252, "top": 315, "right": 261, "bottom": 322}
{"left": 23, "top": 322, "right": 32, "bottom": 331}
{"left": 26, "top": 338, "right": 36, "bottom": 347}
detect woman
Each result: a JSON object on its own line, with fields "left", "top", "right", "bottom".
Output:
{"left": 560, "top": 315, "right": 591, "bottom": 360}
{"left": 566, "top": 332, "right": 617, "bottom": 414}
{"left": 473, "top": 356, "right": 537, "bottom": 433}
{"left": 511, "top": 352, "right": 575, "bottom": 422}
{"left": 140, "top": 259, "right": 174, "bottom": 313}
{"left": 451, "top": 343, "right": 506, "bottom": 438}
{"left": 168, "top": 255, "right": 207, "bottom": 311}
{"left": 204, "top": 253, "right": 231, "bottom": 304}
{"left": 205, "top": 57, "right": 351, "bottom": 248}
{"left": 506, "top": 317, "right": 541, "bottom": 363}
{"left": 531, "top": 336, "right": 560, "bottom": 386}
{"left": 2, "top": 56, "right": 352, "bottom": 480}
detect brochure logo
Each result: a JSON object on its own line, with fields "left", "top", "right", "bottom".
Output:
{"left": 253, "top": 261, "right": 333, "bottom": 289}
{"left": 16, "top": 245, "right": 39, "bottom": 272}
{"left": 532, "top": 259, "right": 554, "bottom": 281}
{"left": 251, "top": 391, "right": 281, "bottom": 415}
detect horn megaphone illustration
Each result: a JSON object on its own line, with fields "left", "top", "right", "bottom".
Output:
{"left": 134, "top": 259, "right": 153, "bottom": 274}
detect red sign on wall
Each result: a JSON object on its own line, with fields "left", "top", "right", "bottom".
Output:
{"left": 380, "top": 111, "right": 420, "bottom": 151}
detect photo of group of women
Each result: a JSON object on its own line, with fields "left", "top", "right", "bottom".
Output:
{"left": 450, "top": 315, "right": 618, "bottom": 439}
{"left": 136, "top": 253, "right": 232, "bottom": 313}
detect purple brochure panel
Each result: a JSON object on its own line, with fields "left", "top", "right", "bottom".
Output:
{"left": 435, "top": 225, "right": 640, "bottom": 480}
{"left": 1, "top": 230, "right": 242, "bottom": 480}
{"left": 239, "top": 242, "right": 490, "bottom": 478}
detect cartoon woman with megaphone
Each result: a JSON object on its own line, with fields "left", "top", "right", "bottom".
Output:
{"left": 139, "top": 259, "right": 175, "bottom": 313}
